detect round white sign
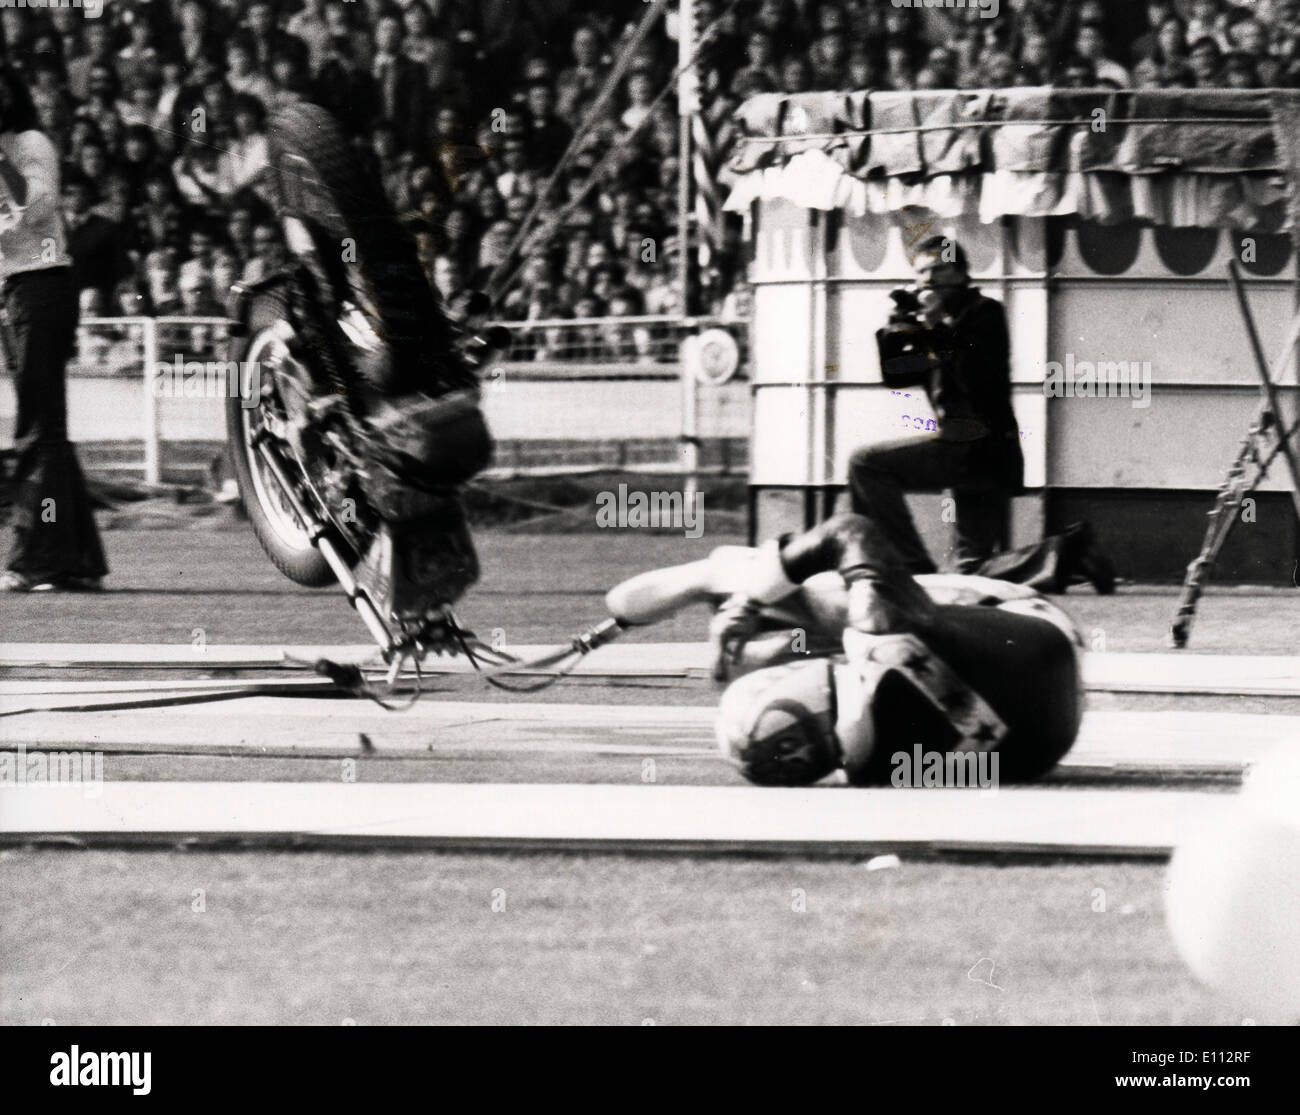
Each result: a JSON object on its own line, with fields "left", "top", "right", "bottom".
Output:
{"left": 691, "top": 328, "right": 741, "bottom": 385}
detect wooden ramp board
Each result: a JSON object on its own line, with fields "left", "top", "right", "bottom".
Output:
{"left": 1, "top": 694, "right": 1293, "bottom": 774}
{"left": 0, "top": 781, "right": 1231, "bottom": 856}
{"left": 1, "top": 644, "right": 1297, "bottom": 695}
{"left": 0, "top": 694, "right": 718, "bottom": 758}
{"left": 1083, "top": 652, "right": 1300, "bottom": 696}
{"left": 0, "top": 642, "right": 690, "bottom": 679}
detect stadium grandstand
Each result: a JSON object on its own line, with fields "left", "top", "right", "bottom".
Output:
{"left": 4, "top": 0, "right": 1300, "bottom": 333}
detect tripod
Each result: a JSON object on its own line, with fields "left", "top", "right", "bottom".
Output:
{"left": 1170, "top": 260, "right": 1300, "bottom": 648}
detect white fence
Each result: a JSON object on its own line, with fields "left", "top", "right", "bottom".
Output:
{"left": 67, "top": 315, "right": 234, "bottom": 484}
{"left": 0, "top": 315, "right": 751, "bottom": 484}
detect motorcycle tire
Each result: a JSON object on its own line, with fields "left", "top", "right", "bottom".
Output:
{"left": 225, "top": 286, "right": 335, "bottom": 588}
{"left": 265, "top": 102, "right": 471, "bottom": 398}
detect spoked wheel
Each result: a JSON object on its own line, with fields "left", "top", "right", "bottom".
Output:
{"left": 225, "top": 291, "right": 335, "bottom": 588}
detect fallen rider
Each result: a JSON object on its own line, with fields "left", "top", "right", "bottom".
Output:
{"left": 601, "top": 513, "right": 1085, "bottom": 787}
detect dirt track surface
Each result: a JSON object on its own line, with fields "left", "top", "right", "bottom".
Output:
{"left": 2, "top": 525, "right": 1297, "bottom": 652}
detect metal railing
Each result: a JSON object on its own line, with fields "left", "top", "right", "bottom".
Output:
{"left": 67, "top": 316, "right": 233, "bottom": 484}
{"left": 69, "top": 315, "right": 748, "bottom": 375}
{"left": 46, "top": 314, "right": 749, "bottom": 484}
{"left": 492, "top": 314, "right": 748, "bottom": 374}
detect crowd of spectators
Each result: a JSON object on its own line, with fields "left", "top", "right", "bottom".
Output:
{"left": 4, "top": 0, "right": 1300, "bottom": 345}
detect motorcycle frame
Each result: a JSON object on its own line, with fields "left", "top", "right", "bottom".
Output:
{"left": 231, "top": 275, "right": 470, "bottom": 670}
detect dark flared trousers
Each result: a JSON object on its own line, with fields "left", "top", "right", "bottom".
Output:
{"left": 847, "top": 435, "right": 1066, "bottom": 590}
{"left": 847, "top": 436, "right": 1012, "bottom": 575}
{"left": 2, "top": 267, "right": 107, "bottom": 581}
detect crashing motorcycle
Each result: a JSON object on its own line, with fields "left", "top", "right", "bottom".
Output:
{"left": 224, "top": 103, "right": 509, "bottom": 694}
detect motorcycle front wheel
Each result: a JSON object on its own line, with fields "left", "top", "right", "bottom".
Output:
{"left": 225, "top": 287, "right": 335, "bottom": 588}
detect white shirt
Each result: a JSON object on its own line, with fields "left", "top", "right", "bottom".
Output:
{"left": 0, "top": 131, "right": 71, "bottom": 281}
{"left": 1093, "top": 57, "right": 1132, "bottom": 88}
{"left": 229, "top": 133, "right": 270, "bottom": 191}
{"left": 286, "top": 9, "right": 333, "bottom": 74}
{"left": 621, "top": 104, "right": 653, "bottom": 132}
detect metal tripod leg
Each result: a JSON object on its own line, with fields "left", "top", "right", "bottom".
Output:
{"left": 1228, "top": 260, "right": 1300, "bottom": 521}
{"left": 1170, "top": 266, "right": 1300, "bottom": 648}
{"left": 1170, "top": 412, "right": 1297, "bottom": 647}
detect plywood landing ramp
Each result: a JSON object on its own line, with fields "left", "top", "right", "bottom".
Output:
{"left": 1, "top": 697, "right": 1293, "bottom": 777}
{"left": 0, "top": 781, "right": 1228, "bottom": 857}
{"left": 1, "top": 645, "right": 1297, "bottom": 696}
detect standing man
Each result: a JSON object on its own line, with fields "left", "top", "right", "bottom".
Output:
{"left": 0, "top": 66, "right": 107, "bottom": 592}
{"left": 848, "top": 235, "right": 1113, "bottom": 593}
{"left": 849, "top": 235, "right": 1023, "bottom": 577}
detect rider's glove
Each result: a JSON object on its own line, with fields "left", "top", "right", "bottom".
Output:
{"left": 709, "top": 594, "right": 765, "bottom": 683}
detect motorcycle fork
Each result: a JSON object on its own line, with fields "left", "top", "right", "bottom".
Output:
{"left": 250, "top": 430, "right": 405, "bottom": 660}
{"left": 250, "top": 433, "right": 469, "bottom": 689}
{"left": 237, "top": 276, "right": 467, "bottom": 683}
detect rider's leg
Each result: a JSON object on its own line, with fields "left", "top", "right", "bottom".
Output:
{"left": 605, "top": 545, "right": 764, "bottom": 626}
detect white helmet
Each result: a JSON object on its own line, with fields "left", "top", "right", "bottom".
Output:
{"left": 715, "top": 659, "right": 839, "bottom": 786}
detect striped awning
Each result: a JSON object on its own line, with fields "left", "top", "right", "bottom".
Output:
{"left": 727, "top": 88, "right": 1300, "bottom": 233}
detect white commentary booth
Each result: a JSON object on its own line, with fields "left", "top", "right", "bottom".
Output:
{"left": 729, "top": 88, "right": 1300, "bottom": 582}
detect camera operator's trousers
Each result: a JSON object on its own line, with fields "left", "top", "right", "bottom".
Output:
{"left": 846, "top": 435, "right": 1067, "bottom": 588}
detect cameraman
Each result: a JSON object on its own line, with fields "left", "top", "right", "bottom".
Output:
{"left": 848, "top": 235, "right": 1022, "bottom": 576}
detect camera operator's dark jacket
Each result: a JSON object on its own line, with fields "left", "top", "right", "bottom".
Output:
{"left": 876, "top": 286, "right": 1024, "bottom": 492}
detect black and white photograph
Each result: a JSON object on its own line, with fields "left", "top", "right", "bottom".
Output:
{"left": 1, "top": 0, "right": 1298, "bottom": 1072}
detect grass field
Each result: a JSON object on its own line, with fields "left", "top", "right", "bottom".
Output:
{"left": 1, "top": 852, "right": 1244, "bottom": 1026}
{"left": 2, "top": 527, "right": 1297, "bottom": 1025}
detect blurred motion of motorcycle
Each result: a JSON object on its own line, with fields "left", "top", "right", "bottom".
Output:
{"left": 225, "top": 103, "right": 508, "bottom": 674}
